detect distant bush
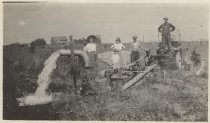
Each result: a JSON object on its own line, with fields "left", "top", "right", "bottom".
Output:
{"left": 74, "top": 38, "right": 86, "bottom": 44}
{"left": 74, "top": 36, "right": 101, "bottom": 45}
{"left": 30, "top": 38, "right": 47, "bottom": 53}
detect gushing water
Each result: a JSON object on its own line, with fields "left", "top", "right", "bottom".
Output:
{"left": 20, "top": 51, "right": 60, "bottom": 106}
{"left": 18, "top": 49, "right": 89, "bottom": 106}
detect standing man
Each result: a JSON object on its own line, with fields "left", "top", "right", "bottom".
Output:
{"left": 69, "top": 36, "right": 80, "bottom": 92}
{"left": 158, "top": 17, "right": 175, "bottom": 49}
{"left": 130, "top": 35, "right": 146, "bottom": 69}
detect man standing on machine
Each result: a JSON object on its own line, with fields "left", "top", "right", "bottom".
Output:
{"left": 158, "top": 17, "right": 175, "bottom": 49}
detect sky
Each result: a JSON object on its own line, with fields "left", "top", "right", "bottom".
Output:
{"left": 3, "top": 2, "right": 209, "bottom": 45}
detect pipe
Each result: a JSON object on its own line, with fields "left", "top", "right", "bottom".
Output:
{"left": 58, "top": 49, "right": 89, "bottom": 67}
{"left": 18, "top": 49, "right": 89, "bottom": 106}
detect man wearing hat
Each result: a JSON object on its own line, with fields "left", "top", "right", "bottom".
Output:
{"left": 130, "top": 35, "right": 146, "bottom": 67}
{"left": 158, "top": 17, "right": 175, "bottom": 49}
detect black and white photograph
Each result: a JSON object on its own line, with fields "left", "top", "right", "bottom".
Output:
{"left": 3, "top": 1, "right": 209, "bottom": 121}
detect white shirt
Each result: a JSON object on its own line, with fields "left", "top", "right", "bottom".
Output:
{"left": 112, "top": 53, "right": 120, "bottom": 69}
{"left": 84, "top": 43, "right": 96, "bottom": 52}
{"left": 111, "top": 43, "right": 125, "bottom": 51}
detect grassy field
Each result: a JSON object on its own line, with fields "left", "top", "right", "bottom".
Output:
{"left": 3, "top": 41, "right": 208, "bottom": 121}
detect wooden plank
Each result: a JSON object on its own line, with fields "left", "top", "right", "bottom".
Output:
{"left": 122, "top": 64, "right": 157, "bottom": 91}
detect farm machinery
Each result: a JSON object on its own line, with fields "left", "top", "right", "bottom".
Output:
{"left": 146, "top": 39, "right": 182, "bottom": 69}
{"left": 101, "top": 32, "right": 185, "bottom": 91}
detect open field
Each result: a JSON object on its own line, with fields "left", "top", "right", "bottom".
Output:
{"left": 3, "top": 41, "right": 208, "bottom": 121}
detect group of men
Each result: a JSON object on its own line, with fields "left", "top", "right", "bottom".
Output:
{"left": 111, "top": 16, "right": 176, "bottom": 70}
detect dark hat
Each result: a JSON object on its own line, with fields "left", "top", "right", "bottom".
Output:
{"left": 132, "top": 35, "right": 137, "bottom": 39}
{"left": 115, "top": 37, "right": 121, "bottom": 42}
{"left": 163, "top": 17, "right": 168, "bottom": 20}
{"left": 86, "top": 35, "right": 97, "bottom": 43}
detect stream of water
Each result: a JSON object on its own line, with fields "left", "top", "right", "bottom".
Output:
{"left": 22, "top": 51, "right": 60, "bottom": 106}
{"left": 18, "top": 49, "right": 89, "bottom": 106}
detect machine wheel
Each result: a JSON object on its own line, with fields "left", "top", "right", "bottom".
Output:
{"left": 175, "top": 51, "right": 182, "bottom": 69}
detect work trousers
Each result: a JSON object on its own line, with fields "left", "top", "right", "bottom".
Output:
{"left": 162, "top": 34, "right": 172, "bottom": 49}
